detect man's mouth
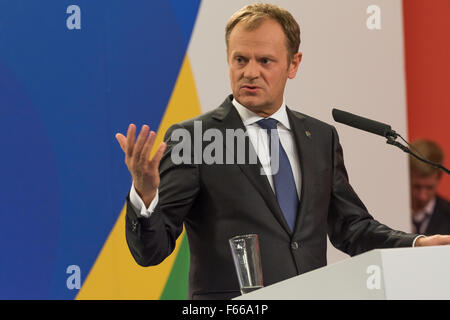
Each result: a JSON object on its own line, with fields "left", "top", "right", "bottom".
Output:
{"left": 241, "top": 85, "right": 260, "bottom": 91}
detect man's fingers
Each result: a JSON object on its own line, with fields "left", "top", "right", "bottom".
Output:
{"left": 133, "top": 125, "right": 150, "bottom": 162}
{"left": 416, "top": 234, "right": 450, "bottom": 247}
{"left": 150, "top": 142, "right": 167, "bottom": 169}
{"left": 115, "top": 133, "right": 127, "bottom": 152}
{"left": 126, "top": 124, "right": 136, "bottom": 158}
{"left": 140, "top": 131, "right": 157, "bottom": 163}
{"left": 438, "top": 235, "right": 450, "bottom": 245}
{"left": 120, "top": 124, "right": 164, "bottom": 173}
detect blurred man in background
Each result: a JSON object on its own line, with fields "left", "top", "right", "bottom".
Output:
{"left": 410, "top": 139, "right": 450, "bottom": 235}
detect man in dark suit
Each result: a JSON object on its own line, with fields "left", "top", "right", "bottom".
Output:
{"left": 410, "top": 139, "right": 450, "bottom": 235}
{"left": 116, "top": 4, "right": 450, "bottom": 300}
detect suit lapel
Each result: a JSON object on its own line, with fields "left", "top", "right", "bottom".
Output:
{"left": 212, "top": 96, "right": 292, "bottom": 235}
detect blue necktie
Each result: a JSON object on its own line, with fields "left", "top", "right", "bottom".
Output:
{"left": 257, "top": 118, "right": 298, "bottom": 231}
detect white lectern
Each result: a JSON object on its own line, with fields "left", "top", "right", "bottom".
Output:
{"left": 235, "top": 246, "right": 450, "bottom": 299}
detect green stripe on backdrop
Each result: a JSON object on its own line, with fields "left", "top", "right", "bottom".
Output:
{"left": 160, "top": 234, "right": 190, "bottom": 299}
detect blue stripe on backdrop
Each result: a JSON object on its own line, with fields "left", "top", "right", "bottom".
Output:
{"left": 0, "top": 0, "right": 200, "bottom": 299}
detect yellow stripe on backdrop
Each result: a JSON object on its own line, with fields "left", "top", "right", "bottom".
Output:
{"left": 76, "top": 55, "right": 201, "bottom": 299}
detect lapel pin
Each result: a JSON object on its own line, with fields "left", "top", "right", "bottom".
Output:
{"left": 305, "top": 130, "right": 312, "bottom": 139}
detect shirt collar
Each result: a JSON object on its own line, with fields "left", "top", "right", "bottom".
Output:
{"left": 232, "top": 97, "right": 291, "bottom": 130}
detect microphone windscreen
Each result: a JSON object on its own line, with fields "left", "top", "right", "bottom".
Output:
{"left": 332, "top": 108, "right": 392, "bottom": 137}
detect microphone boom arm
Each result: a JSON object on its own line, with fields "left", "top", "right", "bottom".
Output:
{"left": 386, "top": 135, "right": 450, "bottom": 175}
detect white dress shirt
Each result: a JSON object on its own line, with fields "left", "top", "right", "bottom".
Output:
{"left": 231, "top": 98, "right": 302, "bottom": 199}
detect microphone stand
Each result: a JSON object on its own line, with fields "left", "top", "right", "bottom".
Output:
{"left": 385, "top": 132, "right": 450, "bottom": 175}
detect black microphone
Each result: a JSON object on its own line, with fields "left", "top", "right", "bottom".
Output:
{"left": 332, "top": 108, "right": 396, "bottom": 138}
{"left": 331, "top": 108, "right": 450, "bottom": 175}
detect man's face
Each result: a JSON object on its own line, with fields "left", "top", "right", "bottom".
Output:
{"left": 410, "top": 172, "right": 441, "bottom": 212}
{"left": 227, "top": 18, "right": 302, "bottom": 116}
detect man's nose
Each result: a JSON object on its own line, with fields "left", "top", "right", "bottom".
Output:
{"left": 243, "top": 60, "right": 260, "bottom": 79}
{"left": 418, "top": 189, "right": 429, "bottom": 202}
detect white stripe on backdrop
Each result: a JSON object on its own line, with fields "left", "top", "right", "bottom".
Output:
{"left": 188, "top": 0, "right": 410, "bottom": 264}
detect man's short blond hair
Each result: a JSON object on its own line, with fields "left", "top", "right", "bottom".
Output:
{"left": 409, "top": 139, "right": 444, "bottom": 177}
{"left": 225, "top": 3, "right": 301, "bottom": 62}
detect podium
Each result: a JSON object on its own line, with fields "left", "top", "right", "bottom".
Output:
{"left": 235, "top": 246, "right": 450, "bottom": 299}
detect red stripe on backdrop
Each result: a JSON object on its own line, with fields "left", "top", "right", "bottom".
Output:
{"left": 403, "top": 0, "right": 450, "bottom": 199}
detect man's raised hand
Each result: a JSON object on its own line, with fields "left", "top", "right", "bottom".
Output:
{"left": 115, "top": 124, "right": 166, "bottom": 207}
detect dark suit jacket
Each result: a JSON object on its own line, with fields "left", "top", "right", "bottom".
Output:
{"left": 424, "top": 195, "right": 450, "bottom": 235}
{"left": 125, "top": 95, "right": 418, "bottom": 300}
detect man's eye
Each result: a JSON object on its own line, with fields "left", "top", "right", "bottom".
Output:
{"left": 262, "top": 58, "right": 271, "bottom": 65}
{"left": 236, "top": 57, "right": 244, "bottom": 63}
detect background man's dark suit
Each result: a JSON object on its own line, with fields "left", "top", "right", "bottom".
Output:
{"left": 424, "top": 195, "right": 450, "bottom": 235}
{"left": 125, "top": 95, "right": 418, "bottom": 300}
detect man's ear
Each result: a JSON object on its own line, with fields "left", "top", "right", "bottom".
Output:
{"left": 288, "top": 52, "right": 302, "bottom": 79}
